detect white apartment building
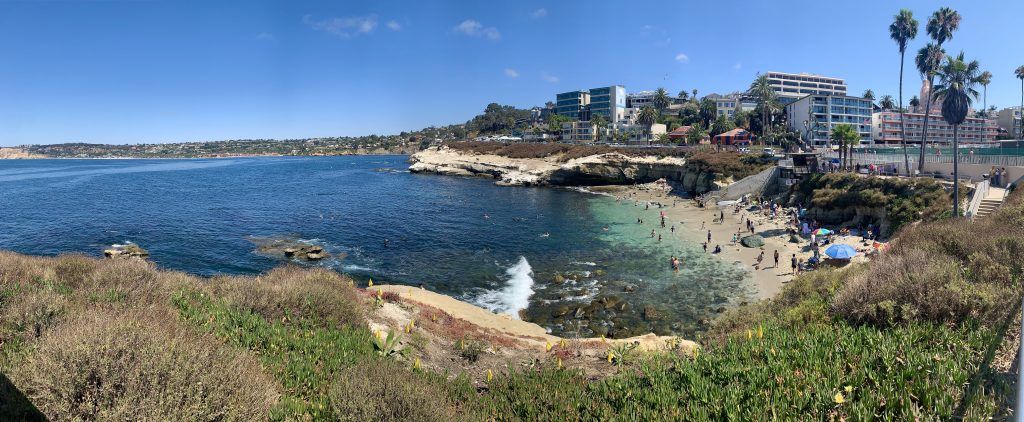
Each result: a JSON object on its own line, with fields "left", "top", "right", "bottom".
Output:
{"left": 765, "top": 72, "right": 847, "bottom": 105}
{"left": 785, "top": 94, "right": 873, "bottom": 146}
{"left": 998, "top": 107, "right": 1023, "bottom": 138}
{"left": 715, "top": 96, "right": 757, "bottom": 118}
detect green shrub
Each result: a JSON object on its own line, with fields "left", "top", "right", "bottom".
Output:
{"left": 11, "top": 310, "right": 278, "bottom": 421}
{"left": 209, "top": 266, "right": 365, "bottom": 329}
{"left": 329, "top": 358, "right": 470, "bottom": 422}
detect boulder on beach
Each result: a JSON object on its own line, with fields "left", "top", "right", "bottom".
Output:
{"left": 740, "top": 235, "right": 765, "bottom": 248}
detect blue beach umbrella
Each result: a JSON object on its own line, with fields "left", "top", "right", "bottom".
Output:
{"left": 824, "top": 244, "right": 857, "bottom": 260}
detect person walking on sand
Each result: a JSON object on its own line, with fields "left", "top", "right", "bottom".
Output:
{"left": 707, "top": 230, "right": 711, "bottom": 243}
{"left": 791, "top": 254, "right": 798, "bottom": 274}
{"left": 700, "top": 221, "right": 706, "bottom": 230}
{"left": 773, "top": 250, "right": 779, "bottom": 268}
{"left": 755, "top": 251, "right": 764, "bottom": 269}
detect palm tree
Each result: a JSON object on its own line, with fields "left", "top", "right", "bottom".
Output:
{"left": 591, "top": 114, "right": 607, "bottom": 143}
{"left": 879, "top": 95, "right": 896, "bottom": 111}
{"left": 910, "top": 96, "right": 920, "bottom": 109}
{"left": 915, "top": 7, "right": 961, "bottom": 172}
{"left": 933, "top": 52, "right": 980, "bottom": 217}
{"left": 698, "top": 97, "right": 717, "bottom": 128}
{"left": 977, "top": 71, "right": 992, "bottom": 117}
{"left": 692, "top": 89, "right": 698, "bottom": 101}
{"left": 1016, "top": 66, "right": 1024, "bottom": 139}
{"left": 637, "top": 106, "right": 658, "bottom": 144}
{"left": 915, "top": 43, "right": 945, "bottom": 172}
{"left": 653, "top": 88, "right": 671, "bottom": 113}
{"left": 830, "top": 124, "right": 859, "bottom": 170}
{"left": 890, "top": 8, "right": 918, "bottom": 175}
{"left": 677, "top": 90, "right": 689, "bottom": 102}
{"left": 862, "top": 89, "right": 875, "bottom": 101}
{"left": 748, "top": 75, "right": 777, "bottom": 145}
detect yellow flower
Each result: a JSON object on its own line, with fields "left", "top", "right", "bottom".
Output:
{"left": 410, "top": 320, "right": 415, "bottom": 329}
{"left": 844, "top": 385, "right": 853, "bottom": 393}
{"left": 545, "top": 342, "right": 552, "bottom": 352}
{"left": 747, "top": 330, "right": 752, "bottom": 341}
{"left": 600, "top": 335, "right": 607, "bottom": 344}
{"left": 413, "top": 358, "right": 421, "bottom": 370}
{"left": 607, "top": 351, "right": 615, "bottom": 363}
{"left": 757, "top": 324, "right": 763, "bottom": 339}
{"left": 559, "top": 339, "right": 567, "bottom": 349}
{"left": 367, "top": 278, "right": 374, "bottom": 287}
{"left": 459, "top": 339, "right": 465, "bottom": 350}
{"left": 376, "top": 289, "right": 383, "bottom": 298}
{"left": 374, "top": 330, "right": 382, "bottom": 340}
{"left": 486, "top": 369, "right": 493, "bottom": 383}
{"left": 834, "top": 392, "right": 845, "bottom": 404}
{"left": 693, "top": 348, "right": 699, "bottom": 359}
{"left": 557, "top": 357, "right": 563, "bottom": 369}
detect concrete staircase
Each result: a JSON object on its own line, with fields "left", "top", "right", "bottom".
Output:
{"left": 973, "top": 187, "right": 1007, "bottom": 219}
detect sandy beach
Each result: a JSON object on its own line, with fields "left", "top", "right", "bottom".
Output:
{"left": 590, "top": 181, "right": 873, "bottom": 299}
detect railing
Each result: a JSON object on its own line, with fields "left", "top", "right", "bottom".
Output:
{"left": 965, "top": 180, "right": 989, "bottom": 220}
{"left": 823, "top": 151, "right": 1024, "bottom": 168}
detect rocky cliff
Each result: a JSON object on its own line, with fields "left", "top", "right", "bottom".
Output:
{"left": 408, "top": 146, "right": 726, "bottom": 193}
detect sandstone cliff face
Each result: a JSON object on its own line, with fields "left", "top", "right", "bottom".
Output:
{"left": 408, "top": 147, "right": 721, "bottom": 193}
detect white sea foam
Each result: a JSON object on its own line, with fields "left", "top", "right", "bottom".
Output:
{"left": 342, "top": 264, "right": 375, "bottom": 273}
{"left": 472, "top": 256, "right": 535, "bottom": 319}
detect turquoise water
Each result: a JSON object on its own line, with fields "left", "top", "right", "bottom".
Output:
{"left": 0, "top": 156, "right": 754, "bottom": 337}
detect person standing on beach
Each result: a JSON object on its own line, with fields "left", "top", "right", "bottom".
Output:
{"left": 720, "top": 210, "right": 724, "bottom": 222}
{"left": 773, "top": 250, "right": 779, "bottom": 268}
{"left": 791, "top": 254, "right": 798, "bottom": 274}
{"left": 707, "top": 230, "right": 711, "bottom": 243}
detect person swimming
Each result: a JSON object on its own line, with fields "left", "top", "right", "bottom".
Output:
{"left": 540, "top": 232, "right": 550, "bottom": 238}
{"left": 713, "top": 245, "right": 722, "bottom": 254}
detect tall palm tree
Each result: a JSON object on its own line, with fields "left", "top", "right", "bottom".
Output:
{"left": 653, "top": 88, "right": 671, "bottom": 113}
{"left": 1016, "top": 66, "right": 1024, "bottom": 139}
{"left": 862, "top": 89, "right": 875, "bottom": 102}
{"left": 637, "top": 106, "right": 658, "bottom": 144}
{"left": 879, "top": 95, "right": 896, "bottom": 111}
{"left": 890, "top": 8, "right": 918, "bottom": 175}
{"left": 677, "top": 90, "right": 689, "bottom": 102}
{"left": 910, "top": 96, "right": 920, "bottom": 109}
{"left": 591, "top": 114, "right": 607, "bottom": 143}
{"left": 916, "top": 7, "right": 960, "bottom": 172}
{"left": 933, "top": 52, "right": 980, "bottom": 217}
{"left": 830, "top": 124, "right": 859, "bottom": 170}
{"left": 748, "top": 75, "right": 777, "bottom": 145}
{"left": 915, "top": 43, "right": 945, "bottom": 172}
{"left": 977, "top": 71, "right": 992, "bottom": 117}
{"left": 692, "top": 89, "right": 698, "bottom": 101}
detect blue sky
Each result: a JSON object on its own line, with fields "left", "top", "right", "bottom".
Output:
{"left": 1, "top": 0, "right": 1022, "bottom": 146}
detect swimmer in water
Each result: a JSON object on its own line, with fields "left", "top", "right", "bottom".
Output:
{"left": 650, "top": 229, "right": 656, "bottom": 238}
{"left": 541, "top": 232, "right": 550, "bottom": 238}
{"left": 602, "top": 226, "right": 609, "bottom": 231}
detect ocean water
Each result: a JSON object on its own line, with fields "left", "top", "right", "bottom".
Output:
{"left": 0, "top": 156, "right": 753, "bottom": 337}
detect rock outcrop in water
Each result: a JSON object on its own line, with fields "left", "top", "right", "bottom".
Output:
{"left": 104, "top": 243, "right": 149, "bottom": 259}
{"left": 408, "top": 146, "right": 725, "bottom": 193}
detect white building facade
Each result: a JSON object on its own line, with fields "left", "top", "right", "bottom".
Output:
{"left": 785, "top": 94, "right": 873, "bottom": 147}
{"left": 765, "top": 72, "right": 848, "bottom": 106}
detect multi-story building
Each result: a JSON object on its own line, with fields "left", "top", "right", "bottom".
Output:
{"left": 765, "top": 71, "right": 847, "bottom": 105}
{"left": 556, "top": 86, "right": 626, "bottom": 123}
{"left": 715, "top": 96, "right": 757, "bottom": 118}
{"left": 997, "top": 107, "right": 1023, "bottom": 138}
{"left": 555, "top": 91, "right": 590, "bottom": 120}
{"left": 872, "top": 112, "right": 997, "bottom": 145}
{"left": 560, "top": 121, "right": 596, "bottom": 143}
{"left": 588, "top": 85, "right": 626, "bottom": 123}
{"left": 626, "top": 90, "right": 656, "bottom": 110}
{"left": 785, "top": 94, "right": 873, "bottom": 146}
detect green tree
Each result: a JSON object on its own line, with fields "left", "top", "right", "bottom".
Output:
{"left": 546, "top": 114, "right": 573, "bottom": 136}
{"left": 710, "top": 115, "right": 736, "bottom": 137}
{"left": 733, "top": 110, "right": 751, "bottom": 130}
{"left": 677, "top": 102, "right": 701, "bottom": 126}
{"left": 910, "top": 96, "right": 920, "bottom": 109}
{"left": 691, "top": 89, "right": 698, "bottom": 102}
{"left": 698, "top": 98, "right": 717, "bottom": 128}
{"left": 830, "top": 124, "right": 860, "bottom": 170}
{"left": 916, "top": 43, "right": 946, "bottom": 172}
{"left": 677, "top": 90, "right": 689, "bottom": 102}
{"left": 977, "top": 71, "right": 992, "bottom": 117}
{"left": 637, "top": 106, "right": 658, "bottom": 143}
{"left": 748, "top": 75, "right": 778, "bottom": 144}
{"left": 916, "top": 7, "right": 960, "bottom": 172}
{"left": 653, "top": 88, "right": 671, "bottom": 113}
{"left": 879, "top": 95, "right": 896, "bottom": 111}
{"left": 862, "top": 89, "right": 875, "bottom": 101}
{"left": 685, "top": 124, "right": 707, "bottom": 145}
{"left": 1017, "top": 66, "right": 1024, "bottom": 139}
{"left": 934, "top": 52, "right": 980, "bottom": 216}
{"left": 891, "top": 8, "right": 918, "bottom": 175}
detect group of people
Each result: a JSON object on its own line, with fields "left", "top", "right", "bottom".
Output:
{"left": 990, "top": 166, "right": 1010, "bottom": 188}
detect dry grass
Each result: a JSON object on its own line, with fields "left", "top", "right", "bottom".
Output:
{"left": 10, "top": 309, "right": 278, "bottom": 421}
{"left": 329, "top": 358, "right": 473, "bottom": 422}
{"left": 208, "top": 265, "right": 365, "bottom": 328}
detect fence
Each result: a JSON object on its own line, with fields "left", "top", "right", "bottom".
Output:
{"left": 839, "top": 151, "right": 1024, "bottom": 167}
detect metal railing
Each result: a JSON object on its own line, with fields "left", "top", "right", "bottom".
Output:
{"left": 965, "top": 180, "right": 989, "bottom": 220}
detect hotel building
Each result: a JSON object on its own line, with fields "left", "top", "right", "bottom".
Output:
{"left": 785, "top": 94, "right": 873, "bottom": 146}
{"left": 997, "top": 107, "right": 1023, "bottom": 138}
{"left": 556, "top": 85, "right": 626, "bottom": 123}
{"left": 555, "top": 90, "right": 590, "bottom": 121}
{"left": 872, "top": 81, "right": 998, "bottom": 145}
{"left": 765, "top": 72, "right": 847, "bottom": 106}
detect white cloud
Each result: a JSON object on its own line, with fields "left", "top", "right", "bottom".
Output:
{"left": 734, "top": 62, "right": 742, "bottom": 70}
{"left": 675, "top": 53, "right": 689, "bottom": 63}
{"left": 303, "top": 14, "right": 379, "bottom": 38}
{"left": 504, "top": 68, "right": 519, "bottom": 78}
{"left": 255, "top": 32, "right": 274, "bottom": 40}
{"left": 531, "top": 8, "right": 547, "bottom": 18}
{"left": 453, "top": 19, "right": 501, "bottom": 40}
{"left": 386, "top": 20, "right": 401, "bottom": 31}
{"left": 541, "top": 73, "right": 559, "bottom": 83}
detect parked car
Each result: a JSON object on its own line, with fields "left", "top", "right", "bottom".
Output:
{"left": 762, "top": 147, "right": 775, "bottom": 156}
{"left": 738, "top": 147, "right": 750, "bottom": 154}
